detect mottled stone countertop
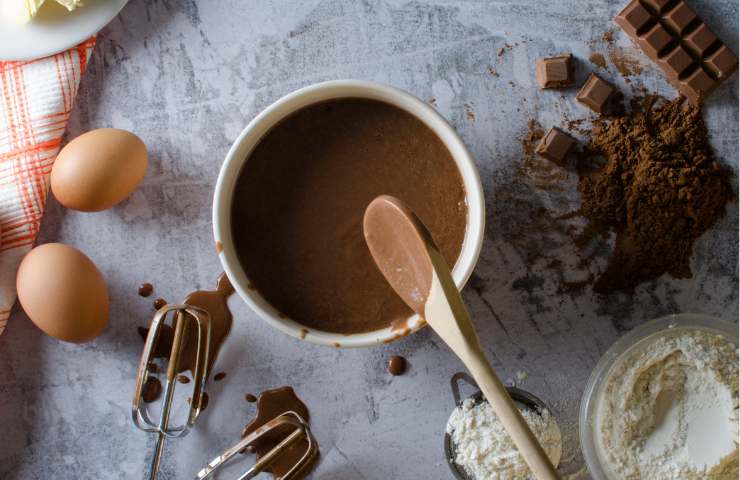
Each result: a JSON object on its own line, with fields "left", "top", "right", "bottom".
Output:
{"left": 1, "top": 1, "right": 737, "bottom": 479}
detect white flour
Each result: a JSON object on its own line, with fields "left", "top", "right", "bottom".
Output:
{"left": 595, "top": 329, "right": 739, "bottom": 479}
{"left": 446, "top": 399, "right": 562, "bottom": 479}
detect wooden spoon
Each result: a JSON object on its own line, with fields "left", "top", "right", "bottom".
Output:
{"left": 363, "top": 195, "right": 560, "bottom": 480}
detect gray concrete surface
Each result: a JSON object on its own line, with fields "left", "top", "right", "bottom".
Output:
{"left": 0, "top": 0, "right": 737, "bottom": 478}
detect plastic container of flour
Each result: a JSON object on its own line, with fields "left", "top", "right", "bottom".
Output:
{"left": 579, "top": 313, "right": 738, "bottom": 479}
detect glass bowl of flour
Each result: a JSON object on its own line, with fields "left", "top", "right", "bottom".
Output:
{"left": 580, "top": 313, "right": 739, "bottom": 479}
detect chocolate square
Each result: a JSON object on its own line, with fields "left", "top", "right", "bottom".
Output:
{"left": 536, "top": 127, "right": 576, "bottom": 164}
{"left": 637, "top": 23, "right": 674, "bottom": 60}
{"left": 614, "top": 0, "right": 653, "bottom": 37}
{"left": 576, "top": 74, "right": 616, "bottom": 114}
{"left": 704, "top": 45, "right": 739, "bottom": 79}
{"left": 536, "top": 55, "right": 574, "bottom": 88}
{"left": 678, "top": 68, "right": 717, "bottom": 104}
{"left": 662, "top": 1, "right": 698, "bottom": 36}
{"left": 684, "top": 23, "right": 719, "bottom": 58}
{"left": 658, "top": 45, "right": 695, "bottom": 78}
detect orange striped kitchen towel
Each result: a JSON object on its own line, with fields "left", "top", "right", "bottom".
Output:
{"left": 0, "top": 37, "right": 96, "bottom": 336}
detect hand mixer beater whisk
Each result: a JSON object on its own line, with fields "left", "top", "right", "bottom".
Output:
{"left": 132, "top": 304, "right": 212, "bottom": 480}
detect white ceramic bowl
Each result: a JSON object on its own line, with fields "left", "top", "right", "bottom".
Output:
{"left": 213, "top": 80, "right": 484, "bottom": 348}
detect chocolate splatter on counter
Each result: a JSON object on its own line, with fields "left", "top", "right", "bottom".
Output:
{"left": 388, "top": 355, "right": 407, "bottom": 375}
{"left": 241, "top": 387, "right": 318, "bottom": 479}
{"left": 142, "top": 376, "right": 162, "bottom": 403}
{"left": 153, "top": 298, "right": 167, "bottom": 310}
{"left": 578, "top": 96, "right": 733, "bottom": 292}
{"left": 177, "top": 375, "right": 190, "bottom": 384}
{"left": 214, "top": 372, "right": 226, "bottom": 381}
{"left": 138, "top": 283, "right": 153, "bottom": 297}
{"left": 245, "top": 393, "right": 257, "bottom": 403}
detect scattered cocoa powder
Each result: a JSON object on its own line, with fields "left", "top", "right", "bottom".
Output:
{"left": 522, "top": 120, "right": 545, "bottom": 156}
{"left": 608, "top": 50, "right": 643, "bottom": 78}
{"left": 589, "top": 52, "right": 607, "bottom": 70}
{"left": 518, "top": 119, "right": 569, "bottom": 191}
{"left": 577, "top": 96, "right": 733, "bottom": 292}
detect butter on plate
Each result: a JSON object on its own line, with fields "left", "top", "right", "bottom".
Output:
{"left": 0, "top": 0, "right": 84, "bottom": 24}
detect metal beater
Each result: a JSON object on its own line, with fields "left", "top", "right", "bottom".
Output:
{"left": 132, "top": 304, "right": 212, "bottom": 480}
{"left": 195, "top": 410, "right": 318, "bottom": 480}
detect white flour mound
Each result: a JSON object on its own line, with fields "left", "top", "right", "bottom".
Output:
{"left": 596, "top": 329, "right": 739, "bottom": 479}
{"left": 446, "top": 399, "right": 562, "bottom": 479}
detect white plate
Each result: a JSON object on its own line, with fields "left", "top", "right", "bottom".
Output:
{"left": 0, "top": 0, "right": 127, "bottom": 61}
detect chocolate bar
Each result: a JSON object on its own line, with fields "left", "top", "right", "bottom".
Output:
{"left": 615, "top": 0, "right": 738, "bottom": 104}
{"left": 536, "top": 55, "right": 574, "bottom": 88}
{"left": 576, "top": 74, "right": 617, "bottom": 113}
{"left": 536, "top": 127, "right": 576, "bottom": 164}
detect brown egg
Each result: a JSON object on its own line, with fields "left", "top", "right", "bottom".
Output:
{"left": 17, "top": 243, "right": 109, "bottom": 343}
{"left": 51, "top": 128, "right": 148, "bottom": 211}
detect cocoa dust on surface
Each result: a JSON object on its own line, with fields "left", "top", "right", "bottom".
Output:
{"left": 578, "top": 96, "right": 733, "bottom": 292}
{"left": 589, "top": 52, "right": 607, "bottom": 70}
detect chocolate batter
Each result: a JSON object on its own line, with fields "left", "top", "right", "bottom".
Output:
{"left": 231, "top": 98, "right": 467, "bottom": 333}
{"left": 241, "top": 386, "right": 317, "bottom": 478}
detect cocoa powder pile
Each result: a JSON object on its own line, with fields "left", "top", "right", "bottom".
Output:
{"left": 578, "top": 96, "right": 733, "bottom": 292}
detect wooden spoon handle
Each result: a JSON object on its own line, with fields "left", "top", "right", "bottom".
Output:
{"left": 463, "top": 351, "right": 561, "bottom": 480}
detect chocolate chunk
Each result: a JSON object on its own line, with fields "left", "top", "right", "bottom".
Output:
{"left": 576, "top": 74, "right": 616, "bottom": 113}
{"left": 684, "top": 23, "right": 719, "bottom": 58}
{"left": 535, "top": 127, "right": 576, "bottom": 164}
{"left": 662, "top": 1, "right": 698, "bottom": 36}
{"left": 614, "top": 1, "right": 653, "bottom": 37}
{"left": 614, "top": 0, "right": 738, "bottom": 104}
{"left": 637, "top": 23, "right": 674, "bottom": 60}
{"left": 535, "top": 55, "right": 574, "bottom": 88}
{"left": 704, "top": 45, "right": 739, "bottom": 79}
{"left": 677, "top": 68, "right": 717, "bottom": 104}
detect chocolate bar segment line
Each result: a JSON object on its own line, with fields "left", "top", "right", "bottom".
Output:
{"left": 614, "top": 0, "right": 738, "bottom": 104}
